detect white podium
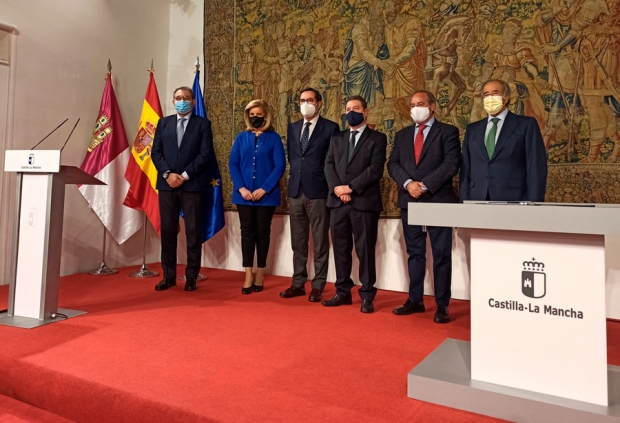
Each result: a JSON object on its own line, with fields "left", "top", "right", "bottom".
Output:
{"left": 406, "top": 202, "right": 620, "bottom": 422}
{"left": 0, "top": 150, "right": 104, "bottom": 328}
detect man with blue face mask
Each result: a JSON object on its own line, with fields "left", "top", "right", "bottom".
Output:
{"left": 323, "top": 95, "right": 387, "bottom": 313}
{"left": 151, "top": 86, "right": 215, "bottom": 292}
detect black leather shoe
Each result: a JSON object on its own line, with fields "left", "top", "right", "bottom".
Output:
{"left": 252, "top": 283, "right": 264, "bottom": 292}
{"left": 321, "top": 294, "right": 353, "bottom": 307}
{"left": 393, "top": 301, "right": 425, "bottom": 315}
{"left": 434, "top": 306, "right": 450, "bottom": 323}
{"left": 155, "top": 278, "right": 176, "bottom": 291}
{"left": 280, "top": 286, "right": 306, "bottom": 298}
{"left": 241, "top": 286, "right": 253, "bottom": 295}
{"left": 308, "top": 288, "right": 322, "bottom": 302}
{"left": 184, "top": 278, "right": 197, "bottom": 291}
{"left": 361, "top": 300, "right": 374, "bottom": 313}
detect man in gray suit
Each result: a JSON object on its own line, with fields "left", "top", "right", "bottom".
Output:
{"left": 280, "top": 88, "right": 340, "bottom": 302}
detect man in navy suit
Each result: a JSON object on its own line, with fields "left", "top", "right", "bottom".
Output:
{"left": 323, "top": 95, "right": 387, "bottom": 313}
{"left": 151, "top": 86, "right": 214, "bottom": 292}
{"left": 388, "top": 90, "right": 461, "bottom": 323}
{"left": 280, "top": 88, "right": 340, "bottom": 302}
{"left": 460, "top": 79, "right": 547, "bottom": 202}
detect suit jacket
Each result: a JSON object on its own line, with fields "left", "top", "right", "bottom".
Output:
{"left": 229, "top": 130, "right": 286, "bottom": 207}
{"left": 287, "top": 116, "right": 340, "bottom": 199}
{"left": 388, "top": 119, "right": 461, "bottom": 209}
{"left": 459, "top": 111, "right": 548, "bottom": 202}
{"left": 324, "top": 126, "right": 387, "bottom": 212}
{"left": 151, "top": 113, "right": 214, "bottom": 192}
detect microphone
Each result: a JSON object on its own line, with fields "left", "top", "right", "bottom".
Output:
{"left": 30, "top": 118, "right": 69, "bottom": 150}
{"left": 60, "top": 118, "right": 80, "bottom": 152}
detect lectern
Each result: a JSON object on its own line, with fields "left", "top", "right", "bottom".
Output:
{"left": 0, "top": 150, "right": 104, "bottom": 328}
{"left": 406, "top": 202, "right": 620, "bottom": 422}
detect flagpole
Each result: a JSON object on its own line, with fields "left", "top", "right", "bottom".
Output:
{"left": 129, "top": 214, "right": 159, "bottom": 278}
{"left": 88, "top": 228, "right": 118, "bottom": 276}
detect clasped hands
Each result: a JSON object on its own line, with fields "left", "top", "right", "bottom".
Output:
{"left": 239, "top": 187, "right": 267, "bottom": 201}
{"left": 334, "top": 185, "right": 353, "bottom": 203}
{"left": 166, "top": 173, "right": 187, "bottom": 189}
{"left": 406, "top": 181, "right": 425, "bottom": 199}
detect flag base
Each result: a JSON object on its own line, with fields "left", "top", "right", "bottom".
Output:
{"left": 129, "top": 264, "right": 159, "bottom": 278}
{"left": 88, "top": 262, "right": 118, "bottom": 276}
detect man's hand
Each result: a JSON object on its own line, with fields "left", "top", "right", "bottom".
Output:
{"left": 239, "top": 187, "right": 254, "bottom": 201}
{"left": 167, "top": 173, "right": 185, "bottom": 189}
{"left": 406, "top": 181, "right": 424, "bottom": 198}
{"left": 252, "top": 188, "right": 267, "bottom": 201}
{"left": 339, "top": 194, "right": 351, "bottom": 203}
{"left": 334, "top": 185, "right": 353, "bottom": 196}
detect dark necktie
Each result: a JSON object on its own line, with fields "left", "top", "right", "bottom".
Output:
{"left": 300, "top": 122, "right": 311, "bottom": 153}
{"left": 348, "top": 130, "right": 358, "bottom": 161}
{"left": 177, "top": 117, "right": 186, "bottom": 147}
{"left": 486, "top": 117, "right": 500, "bottom": 158}
{"left": 414, "top": 124, "right": 426, "bottom": 164}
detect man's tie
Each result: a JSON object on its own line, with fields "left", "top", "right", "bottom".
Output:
{"left": 300, "top": 122, "right": 311, "bottom": 153}
{"left": 177, "top": 117, "right": 186, "bottom": 147}
{"left": 486, "top": 117, "right": 500, "bottom": 158}
{"left": 348, "top": 130, "right": 358, "bottom": 161}
{"left": 414, "top": 124, "right": 426, "bottom": 164}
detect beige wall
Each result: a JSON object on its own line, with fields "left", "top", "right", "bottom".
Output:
{"left": 0, "top": 0, "right": 171, "bottom": 281}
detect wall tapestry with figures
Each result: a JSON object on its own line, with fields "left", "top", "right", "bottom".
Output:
{"left": 204, "top": 0, "right": 620, "bottom": 216}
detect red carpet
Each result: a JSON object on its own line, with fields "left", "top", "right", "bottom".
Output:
{"left": 0, "top": 265, "right": 619, "bottom": 422}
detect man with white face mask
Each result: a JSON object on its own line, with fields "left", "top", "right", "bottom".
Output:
{"left": 460, "top": 79, "right": 547, "bottom": 202}
{"left": 388, "top": 90, "right": 461, "bottom": 323}
{"left": 281, "top": 88, "right": 340, "bottom": 302}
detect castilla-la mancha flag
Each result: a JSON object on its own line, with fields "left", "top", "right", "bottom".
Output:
{"left": 79, "top": 72, "right": 142, "bottom": 244}
{"left": 123, "top": 70, "right": 163, "bottom": 233}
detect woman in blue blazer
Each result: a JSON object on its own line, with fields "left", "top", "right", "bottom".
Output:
{"left": 229, "top": 99, "right": 286, "bottom": 294}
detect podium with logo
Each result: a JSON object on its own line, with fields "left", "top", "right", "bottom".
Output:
{"left": 0, "top": 150, "right": 104, "bottom": 328}
{"left": 406, "top": 202, "right": 620, "bottom": 422}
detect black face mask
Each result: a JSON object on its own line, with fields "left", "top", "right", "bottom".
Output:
{"left": 249, "top": 116, "right": 265, "bottom": 129}
{"left": 345, "top": 110, "right": 365, "bottom": 127}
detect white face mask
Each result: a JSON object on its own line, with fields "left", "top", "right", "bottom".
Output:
{"left": 300, "top": 102, "right": 317, "bottom": 118}
{"left": 410, "top": 106, "right": 431, "bottom": 124}
{"left": 483, "top": 95, "right": 505, "bottom": 115}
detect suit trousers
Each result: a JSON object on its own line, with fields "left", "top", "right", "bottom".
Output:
{"left": 330, "top": 203, "right": 379, "bottom": 301}
{"left": 237, "top": 205, "right": 276, "bottom": 268}
{"left": 159, "top": 190, "right": 205, "bottom": 279}
{"left": 289, "top": 193, "right": 330, "bottom": 290}
{"left": 400, "top": 209, "right": 452, "bottom": 307}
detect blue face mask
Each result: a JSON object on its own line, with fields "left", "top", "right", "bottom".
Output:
{"left": 346, "top": 110, "right": 365, "bottom": 127}
{"left": 175, "top": 100, "right": 192, "bottom": 114}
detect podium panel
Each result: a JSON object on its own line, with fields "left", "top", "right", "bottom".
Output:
{"left": 470, "top": 229, "right": 608, "bottom": 406}
{"left": 2, "top": 150, "right": 104, "bottom": 328}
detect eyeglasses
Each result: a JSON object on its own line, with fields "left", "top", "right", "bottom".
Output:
{"left": 174, "top": 96, "right": 192, "bottom": 101}
{"left": 299, "top": 99, "right": 316, "bottom": 104}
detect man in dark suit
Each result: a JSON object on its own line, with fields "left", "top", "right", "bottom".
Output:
{"left": 151, "top": 86, "right": 214, "bottom": 292}
{"left": 460, "top": 79, "right": 548, "bottom": 202}
{"left": 280, "top": 88, "right": 340, "bottom": 302}
{"left": 323, "top": 95, "right": 387, "bottom": 313}
{"left": 388, "top": 90, "right": 461, "bottom": 323}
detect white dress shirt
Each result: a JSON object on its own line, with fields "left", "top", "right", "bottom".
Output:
{"left": 177, "top": 113, "right": 191, "bottom": 180}
{"left": 484, "top": 107, "right": 509, "bottom": 145}
{"left": 404, "top": 117, "right": 436, "bottom": 191}
{"left": 300, "top": 114, "right": 320, "bottom": 140}
{"left": 349, "top": 124, "right": 367, "bottom": 147}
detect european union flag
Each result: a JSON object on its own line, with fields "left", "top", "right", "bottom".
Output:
{"left": 193, "top": 68, "right": 225, "bottom": 242}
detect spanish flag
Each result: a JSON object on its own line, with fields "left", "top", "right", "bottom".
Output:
{"left": 123, "top": 69, "right": 163, "bottom": 234}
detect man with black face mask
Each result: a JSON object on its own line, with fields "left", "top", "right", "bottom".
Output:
{"left": 151, "top": 86, "right": 214, "bottom": 292}
{"left": 280, "top": 88, "right": 340, "bottom": 303}
{"left": 323, "top": 95, "right": 387, "bottom": 313}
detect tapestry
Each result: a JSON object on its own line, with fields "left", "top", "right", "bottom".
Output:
{"left": 205, "top": 0, "right": 620, "bottom": 215}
